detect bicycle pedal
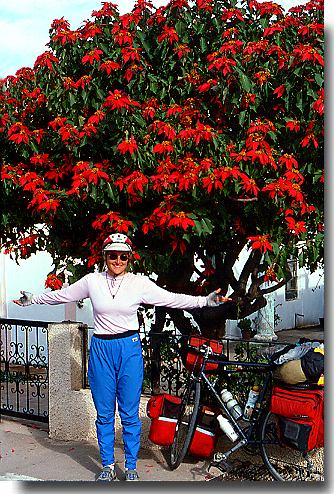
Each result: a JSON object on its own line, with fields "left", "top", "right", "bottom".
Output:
{"left": 213, "top": 452, "right": 225, "bottom": 463}
{"left": 208, "top": 455, "right": 233, "bottom": 474}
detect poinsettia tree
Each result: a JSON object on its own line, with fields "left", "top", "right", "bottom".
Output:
{"left": 0, "top": 0, "right": 324, "bottom": 337}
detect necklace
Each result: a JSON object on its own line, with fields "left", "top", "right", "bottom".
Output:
{"left": 105, "top": 273, "right": 125, "bottom": 299}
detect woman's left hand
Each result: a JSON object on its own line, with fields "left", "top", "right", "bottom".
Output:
{"left": 206, "top": 288, "right": 233, "bottom": 307}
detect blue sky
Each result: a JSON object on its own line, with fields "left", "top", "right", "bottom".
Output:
{"left": 0, "top": 0, "right": 316, "bottom": 78}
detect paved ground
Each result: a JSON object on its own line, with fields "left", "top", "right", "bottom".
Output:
{"left": 0, "top": 326, "right": 325, "bottom": 487}
{"left": 1, "top": 416, "right": 245, "bottom": 483}
{"left": 273, "top": 325, "right": 324, "bottom": 344}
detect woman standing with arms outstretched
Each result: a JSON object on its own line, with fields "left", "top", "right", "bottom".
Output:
{"left": 14, "top": 232, "right": 231, "bottom": 481}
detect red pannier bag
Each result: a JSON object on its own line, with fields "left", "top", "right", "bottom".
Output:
{"left": 147, "top": 394, "right": 181, "bottom": 446}
{"left": 271, "top": 386, "right": 324, "bottom": 452}
{"left": 185, "top": 335, "right": 224, "bottom": 372}
{"left": 188, "top": 406, "right": 219, "bottom": 458}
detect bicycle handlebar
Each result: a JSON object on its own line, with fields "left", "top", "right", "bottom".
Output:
{"left": 190, "top": 342, "right": 274, "bottom": 372}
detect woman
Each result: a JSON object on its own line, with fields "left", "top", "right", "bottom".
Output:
{"left": 14, "top": 232, "right": 231, "bottom": 482}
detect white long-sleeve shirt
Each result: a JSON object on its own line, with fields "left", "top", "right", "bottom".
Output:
{"left": 32, "top": 271, "right": 207, "bottom": 335}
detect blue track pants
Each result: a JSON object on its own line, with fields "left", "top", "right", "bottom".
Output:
{"left": 88, "top": 334, "right": 144, "bottom": 469}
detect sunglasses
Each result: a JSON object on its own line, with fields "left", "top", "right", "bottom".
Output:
{"left": 106, "top": 253, "right": 130, "bottom": 261}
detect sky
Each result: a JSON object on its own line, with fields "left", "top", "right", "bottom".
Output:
{"left": 0, "top": 0, "right": 319, "bottom": 78}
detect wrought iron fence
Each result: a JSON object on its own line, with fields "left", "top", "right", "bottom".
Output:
{"left": 0, "top": 318, "right": 49, "bottom": 422}
{"left": 0, "top": 316, "right": 289, "bottom": 423}
{"left": 80, "top": 316, "right": 284, "bottom": 397}
{"left": 80, "top": 324, "right": 190, "bottom": 395}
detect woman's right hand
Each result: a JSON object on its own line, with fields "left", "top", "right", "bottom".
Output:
{"left": 13, "top": 291, "right": 33, "bottom": 306}
{"left": 206, "top": 288, "right": 233, "bottom": 307}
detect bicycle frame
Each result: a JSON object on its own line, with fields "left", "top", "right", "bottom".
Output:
{"left": 192, "top": 344, "right": 274, "bottom": 466}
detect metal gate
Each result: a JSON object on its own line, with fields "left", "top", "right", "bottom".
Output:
{"left": 0, "top": 318, "right": 49, "bottom": 422}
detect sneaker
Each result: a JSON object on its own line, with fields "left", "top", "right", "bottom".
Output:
{"left": 96, "top": 465, "right": 116, "bottom": 482}
{"left": 125, "top": 469, "right": 139, "bottom": 481}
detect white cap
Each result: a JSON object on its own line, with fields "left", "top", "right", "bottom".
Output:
{"left": 102, "top": 233, "right": 133, "bottom": 253}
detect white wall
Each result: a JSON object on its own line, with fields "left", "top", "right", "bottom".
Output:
{"left": 271, "top": 266, "right": 324, "bottom": 330}
{"left": 0, "top": 251, "right": 94, "bottom": 326}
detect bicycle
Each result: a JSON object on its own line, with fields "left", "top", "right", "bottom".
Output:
{"left": 168, "top": 337, "right": 324, "bottom": 481}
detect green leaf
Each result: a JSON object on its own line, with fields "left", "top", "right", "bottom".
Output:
{"left": 193, "top": 217, "right": 214, "bottom": 237}
{"left": 200, "top": 37, "right": 207, "bottom": 53}
{"left": 276, "top": 265, "right": 285, "bottom": 280}
{"left": 91, "top": 184, "right": 97, "bottom": 202}
{"left": 267, "top": 131, "right": 277, "bottom": 142}
{"left": 137, "top": 31, "right": 151, "bottom": 58}
{"left": 133, "top": 113, "right": 146, "bottom": 127}
{"left": 69, "top": 92, "right": 76, "bottom": 108}
{"left": 106, "top": 183, "right": 116, "bottom": 201}
{"left": 202, "top": 218, "right": 213, "bottom": 234}
{"left": 271, "top": 243, "right": 279, "bottom": 255}
{"left": 315, "top": 73, "right": 324, "bottom": 87}
{"left": 29, "top": 141, "right": 39, "bottom": 153}
{"left": 235, "top": 67, "right": 251, "bottom": 92}
{"left": 96, "top": 88, "right": 106, "bottom": 101}
{"left": 238, "top": 110, "right": 247, "bottom": 127}
{"left": 175, "top": 20, "right": 186, "bottom": 37}
{"left": 306, "top": 88, "right": 317, "bottom": 99}
{"left": 296, "top": 92, "right": 303, "bottom": 112}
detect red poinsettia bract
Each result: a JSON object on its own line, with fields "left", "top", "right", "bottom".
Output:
{"left": 82, "top": 163, "right": 109, "bottom": 184}
{"left": 82, "top": 49, "right": 104, "bottom": 65}
{"left": 45, "top": 274, "right": 63, "bottom": 290}
{"left": 99, "top": 60, "right": 121, "bottom": 74}
{"left": 117, "top": 137, "right": 138, "bottom": 154}
{"left": 153, "top": 141, "right": 175, "bottom": 155}
{"left": 157, "top": 25, "right": 179, "bottom": 44}
{"left": 8, "top": 122, "right": 31, "bottom": 145}
{"left": 247, "top": 234, "right": 273, "bottom": 253}
{"left": 264, "top": 266, "right": 278, "bottom": 282}
{"left": 170, "top": 235, "right": 188, "bottom": 255}
{"left": 168, "top": 212, "right": 195, "bottom": 230}
{"left": 34, "top": 51, "right": 60, "bottom": 71}
{"left": 313, "top": 88, "right": 324, "bottom": 115}
{"left": 286, "top": 120, "right": 301, "bottom": 132}
{"left": 103, "top": 90, "right": 140, "bottom": 111}
{"left": 285, "top": 217, "right": 307, "bottom": 235}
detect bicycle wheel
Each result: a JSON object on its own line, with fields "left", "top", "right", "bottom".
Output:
{"left": 168, "top": 378, "right": 201, "bottom": 470}
{"left": 260, "top": 411, "right": 324, "bottom": 481}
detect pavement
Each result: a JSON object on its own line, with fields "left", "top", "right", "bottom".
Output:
{"left": 0, "top": 326, "right": 325, "bottom": 488}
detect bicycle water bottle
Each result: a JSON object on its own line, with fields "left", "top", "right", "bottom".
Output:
{"left": 221, "top": 389, "right": 243, "bottom": 420}
{"left": 216, "top": 414, "right": 239, "bottom": 442}
{"left": 243, "top": 385, "right": 260, "bottom": 421}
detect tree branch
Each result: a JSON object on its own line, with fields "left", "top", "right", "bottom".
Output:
{"left": 260, "top": 278, "right": 288, "bottom": 295}
{"left": 239, "top": 249, "right": 262, "bottom": 292}
{"left": 217, "top": 239, "right": 247, "bottom": 292}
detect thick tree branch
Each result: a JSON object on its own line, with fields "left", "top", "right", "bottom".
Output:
{"left": 216, "top": 239, "right": 247, "bottom": 292}
{"left": 260, "top": 278, "right": 288, "bottom": 295}
{"left": 239, "top": 249, "right": 262, "bottom": 293}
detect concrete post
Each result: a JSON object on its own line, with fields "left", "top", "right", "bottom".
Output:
{"left": 47, "top": 321, "right": 96, "bottom": 441}
{"left": 253, "top": 293, "right": 278, "bottom": 342}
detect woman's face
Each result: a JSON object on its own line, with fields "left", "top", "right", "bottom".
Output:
{"left": 105, "top": 251, "right": 130, "bottom": 277}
